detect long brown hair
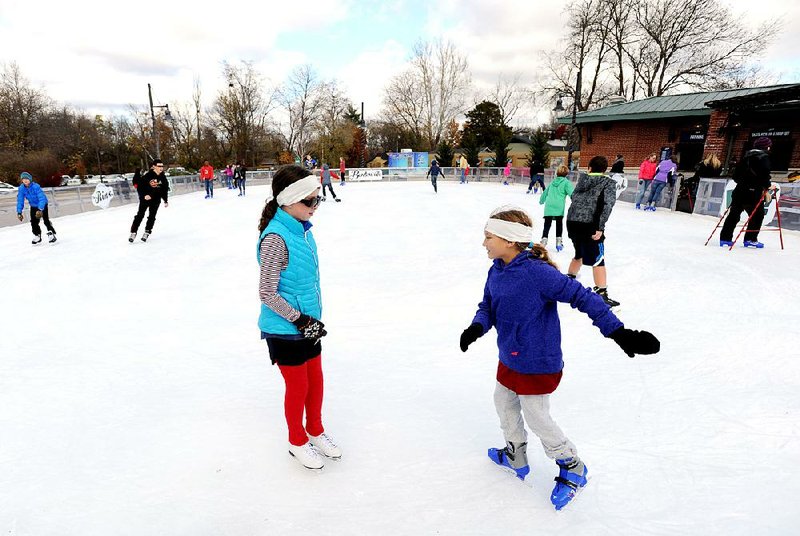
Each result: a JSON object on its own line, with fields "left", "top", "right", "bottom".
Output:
{"left": 490, "top": 209, "right": 558, "bottom": 269}
{"left": 258, "top": 165, "right": 313, "bottom": 233}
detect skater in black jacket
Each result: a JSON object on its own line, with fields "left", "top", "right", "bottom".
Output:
{"left": 129, "top": 160, "right": 169, "bottom": 242}
{"left": 719, "top": 137, "right": 776, "bottom": 248}
{"left": 427, "top": 160, "right": 444, "bottom": 193}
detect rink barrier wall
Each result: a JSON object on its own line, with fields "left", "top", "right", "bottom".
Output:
{"left": 2, "top": 168, "right": 798, "bottom": 231}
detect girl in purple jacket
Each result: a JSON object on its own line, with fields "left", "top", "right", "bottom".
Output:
{"left": 459, "top": 206, "right": 659, "bottom": 510}
{"left": 644, "top": 156, "right": 677, "bottom": 211}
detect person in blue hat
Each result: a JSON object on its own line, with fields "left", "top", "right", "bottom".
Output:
{"left": 16, "top": 171, "right": 57, "bottom": 244}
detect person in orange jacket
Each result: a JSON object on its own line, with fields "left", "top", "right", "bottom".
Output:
{"left": 199, "top": 161, "right": 215, "bottom": 199}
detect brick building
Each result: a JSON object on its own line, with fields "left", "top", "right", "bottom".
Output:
{"left": 559, "top": 84, "right": 800, "bottom": 178}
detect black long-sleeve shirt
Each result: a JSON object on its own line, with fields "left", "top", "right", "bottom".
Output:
{"left": 135, "top": 170, "right": 169, "bottom": 202}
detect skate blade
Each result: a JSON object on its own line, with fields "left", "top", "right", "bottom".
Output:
{"left": 289, "top": 452, "right": 325, "bottom": 472}
{"left": 553, "top": 476, "right": 591, "bottom": 511}
{"left": 492, "top": 464, "right": 534, "bottom": 487}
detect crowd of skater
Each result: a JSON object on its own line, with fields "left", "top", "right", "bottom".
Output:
{"left": 13, "top": 136, "right": 782, "bottom": 511}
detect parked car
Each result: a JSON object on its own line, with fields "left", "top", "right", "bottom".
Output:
{"left": 0, "top": 182, "right": 18, "bottom": 194}
{"left": 66, "top": 178, "right": 81, "bottom": 186}
{"left": 60, "top": 175, "right": 71, "bottom": 186}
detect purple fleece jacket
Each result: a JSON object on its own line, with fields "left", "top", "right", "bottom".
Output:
{"left": 472, "top": 253, "right": 623, "bottom": 374}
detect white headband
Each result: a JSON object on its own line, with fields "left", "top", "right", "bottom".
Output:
{"left": 276, "top": 175, "right": 320, "bottom": 206}
{"left": 485, "top": 218, "right": 534, "bottom": 243}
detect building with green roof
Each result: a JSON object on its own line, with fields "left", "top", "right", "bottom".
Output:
{"left": 558, "top": 84, "right": 800, "bottom": 175}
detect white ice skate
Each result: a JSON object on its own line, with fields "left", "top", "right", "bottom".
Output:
{"left": 309, "top": 433, "right": 342, "bottom": 460}
{"left": 288, "top": 442, "right": 325, "bottom": 470}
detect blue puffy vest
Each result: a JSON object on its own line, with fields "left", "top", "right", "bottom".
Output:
{"left": 257, "top": 208, "right": 322, "bottom": 335}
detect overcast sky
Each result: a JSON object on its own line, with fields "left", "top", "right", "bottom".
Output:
{"left": 1, "top": 0, "right": 798, "bottom": 127}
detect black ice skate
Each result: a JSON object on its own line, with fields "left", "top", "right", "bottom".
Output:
{"left": 593, "top": 286, "right": 620, "bottom": 309}
{"left": 141, "top": 231, "right": 151, "bottom": 242}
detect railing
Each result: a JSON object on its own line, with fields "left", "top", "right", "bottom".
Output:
{"left": 0, "top": 172, "right": 276, "bottom": 229}
{"left": 4, "top": 169, "right": 797, "bottom": 231}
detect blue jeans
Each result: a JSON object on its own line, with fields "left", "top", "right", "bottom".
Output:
{"left": 634, "top": 179, "right": 651, "bottom": 206}
{"left": 646, "top": 181, "right": 667, "bottom": 205}
{"left": 205, "top": 180, "right": 213, "bottom": 196}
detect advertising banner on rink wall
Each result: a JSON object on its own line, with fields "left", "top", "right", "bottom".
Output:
{"left": 91, "top": 183, "right": 115, "bottom": 209}
{"left": 348, "top": 169, "right": 384, "bottom": 181}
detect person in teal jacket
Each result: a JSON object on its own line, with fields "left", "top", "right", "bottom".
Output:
{"left": 256, "top": 164, "right": 341, "bottom": 471}
{"left": 16, "top": 171, "right": 57, "bottom": 244}
{"left": 539, "top": 165, "right": 573, "bottom": 252}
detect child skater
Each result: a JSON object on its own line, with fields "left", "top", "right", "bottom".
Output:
{"left": 257, "top": 165, "right": 341, "bottom": 471}
{"left": 539, "top": 164, "right": 574, "bottom": 251}
{"left": 459, "top": 206, "right": 659, "bottom": 510}
{"left": 16, "top": 171, "right": 57, "bottom": 244}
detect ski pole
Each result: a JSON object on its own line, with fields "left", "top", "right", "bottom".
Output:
{"left": 730, "top": 191, "right": 767, "bottom": 250}
{"left": 704, "top": 206, "right": 730, "bottom": 246}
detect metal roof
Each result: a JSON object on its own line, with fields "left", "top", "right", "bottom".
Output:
{"left": 557, "top": 85, "right": 798, "bottom": 124}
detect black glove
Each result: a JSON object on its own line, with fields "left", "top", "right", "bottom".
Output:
{"left": 610, "top": 327, "right": 660, "bottom": 358}
{"left": 460, "top": 323, "right": 484, "bottom": 352}
{"left": 17, "top": 213, "right": 23, "bottom": 222}
{"left": 34, "top": 210, "right": 43, "bottom": 218}
{"left": 292, "top": 314, "right": 327, "bottom": 340}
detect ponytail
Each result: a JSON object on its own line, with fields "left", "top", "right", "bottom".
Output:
{"left": 258, "top": 199, "right": 279, "bottom": 232}
{"left": 528, "top": 243, "right": 558, "bottom": 270}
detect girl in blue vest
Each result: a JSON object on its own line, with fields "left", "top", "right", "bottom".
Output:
{"left": 16, "top": 171, "right": 57, "bottom": 244}
{"left": 257, "top": 165, "right": 341, "bottom": 471}
{"left": 459, "top": 206, "right": 659, "bottom": 510}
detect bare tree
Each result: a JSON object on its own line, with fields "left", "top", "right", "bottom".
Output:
{"left": 0, "top": 62, "right": 50, "bottom": 153}
{"left": 383, "top": 39, "right": 471, "bottom": 151}
{"left": 213, "top": 60, "right": 276, "bottom": 162}
{"left": 604, "top": 0, "right": 636, "bottom": 98}
{"left": 278, "top": 64, "right": 327, "bottom": 159}
{"left": 485, "top": 74, "right": 532, "bottom": 126}
{"left": 310, "top": 80, "right": 355, "bottom": 164}
{"left": 631, "top": 0, "right": 777, "bottom": 96}
{"left": 544, "top": 0, "right": 616, "bottom": 112}
{"left": 382, "top": 70, "right": 426, "bottom": 143}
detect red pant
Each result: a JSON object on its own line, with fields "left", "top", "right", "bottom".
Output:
{"left": 278, "top": 355, "right": 324, "bottom": 446}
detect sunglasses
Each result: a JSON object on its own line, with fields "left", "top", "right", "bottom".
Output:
{"left": 298, "top": 195, "right": 322, "bottom": 208}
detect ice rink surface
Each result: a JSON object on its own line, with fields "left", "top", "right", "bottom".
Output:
{"left": 1, "top": 180, "right": 798, "bottom": 535}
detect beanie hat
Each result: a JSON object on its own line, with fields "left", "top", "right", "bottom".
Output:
{"left": 753, "top": 136, "right": 772, "bottom": 150}
{"left": 20, "top": 171, "right": 33, "bottom": 181}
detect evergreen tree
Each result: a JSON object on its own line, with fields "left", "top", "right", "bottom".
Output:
{"left": 462, "top": 101, "right": 505, "bottom": 149}
{"left": 435, "top": 139, "right": 455, "bottom": 167}
{"left": 461, "top": 131, "right": 481, "bottom": 167}
{"left": 493, "top": 128, "right": 513, "bottom": 168}
{"left": 527, "top": 128, "right": 550, "bottom": 168}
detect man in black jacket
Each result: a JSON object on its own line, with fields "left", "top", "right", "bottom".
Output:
{"left": 527, "top": 160, "right": 545, "bottom": 193}
{"left": 129, "top": 159, "right": 170, "bottom": 242}
{"left": 720, "top": 137, "right": 776, "bottom": 248}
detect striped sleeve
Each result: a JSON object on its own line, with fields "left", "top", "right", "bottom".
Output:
{"left": 259, "top": 234, "right": 301, "bottom": 322}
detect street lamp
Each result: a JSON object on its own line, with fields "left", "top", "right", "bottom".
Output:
{"left": 148, "top": 83, "right": 172, "bottom": 159}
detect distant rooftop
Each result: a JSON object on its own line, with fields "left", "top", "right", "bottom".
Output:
{"left": 558, "top": 84, "right": 800, "bottom": 124}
